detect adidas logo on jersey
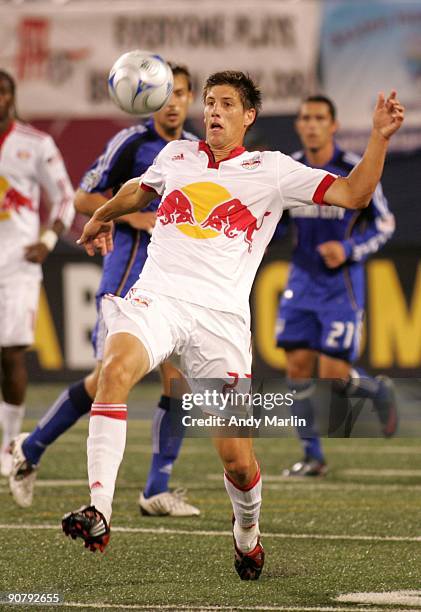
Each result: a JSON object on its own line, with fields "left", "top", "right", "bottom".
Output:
{"left": 171, "top": 153, "right": 184, "bottom": 161}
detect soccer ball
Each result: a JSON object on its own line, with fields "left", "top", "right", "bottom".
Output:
{"left": 108, "top": 50, "right": 174, "bottom": 116}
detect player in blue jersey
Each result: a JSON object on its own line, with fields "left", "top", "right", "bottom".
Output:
{"left": 9, "top": 63, "right": 200, "bottom": 515}
{"left": 276, "top": 95, "right": 398, "bottom": 477}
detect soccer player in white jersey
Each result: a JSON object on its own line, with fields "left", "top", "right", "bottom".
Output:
{"left": 0, "top": 70, "right": 74, "bottom": 476}
{"left": 62, "top": 71, "right": 404, "bottom": 580}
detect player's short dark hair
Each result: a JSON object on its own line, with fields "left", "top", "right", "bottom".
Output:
{"left": 203, "top": 71, "right": 262, "bottom": 116}
{"left": 302, "top": 95, "right": 337, "bottom": 121}
{"left": 0, "top": 70, "right": 16, "bottom": 96}
{"left": 168, "top": 62, "right": 193, "bottom": 92}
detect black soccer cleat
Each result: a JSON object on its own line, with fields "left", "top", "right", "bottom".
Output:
{"left": 282, "top": 458, "right": 328, "bottom": 478}
{"left": 233, "top": 536, "right": 265, "bottom": 580}
{"left": 232, "top": 517, "right": 264, "bottom": 580}
{"left": 373, "top": 375, "right": 399, "bottom": 438}
{"left": 62, "top": 505, "right": 110, "bottom": 553}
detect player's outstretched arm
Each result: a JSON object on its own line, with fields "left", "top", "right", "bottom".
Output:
{"left": 77, "top": 178, "right": 156, "bottom": 256}
{"left": 323, "top": 91, "right": 404, "bottom": 209}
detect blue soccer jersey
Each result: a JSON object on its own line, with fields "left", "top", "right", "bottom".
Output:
{"left": 78, "top": 119, "right": 197, "bottom": 355}
{"left": 276, "top": 145, "right": 395, "bottom": 362}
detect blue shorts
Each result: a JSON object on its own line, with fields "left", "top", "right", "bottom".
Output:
{"left": 276, "top": 303, "right": 363, "bottom": 363}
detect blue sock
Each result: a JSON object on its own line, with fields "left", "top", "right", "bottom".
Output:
{"left": 347, "top": 368, "right": 388, "bottom": 401}
{"left": 287, "top": 379, "right": 325, "bottom": 464}
{"left": 22, "top": 380, "right": 92, "bottom": 466}
{"left": 143, "top": 395, "right": 185, "bottom": 498}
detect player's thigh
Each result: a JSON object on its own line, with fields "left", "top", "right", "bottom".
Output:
{"left": 319, "top": 308, "right": 363, "bottom": 366}
{"left": 84, "top": 360, "right": 102, "bottom": 399}
{"left": 285, "top": 348, "right": 318, "bottom": 379}
{"left": 102, "top": 332, "right": 150, "bottom": 388}
{"left": 276, "top": 305, "right": 320, "bottom": 354}
{"left": 318, "top": 353, "right": 351, "bottom": 380}
{"left": 159, "top": 360, "right": 189, "bottom": 399}
{"left": 0, "top": 276, "right": 40, "bottom": 348}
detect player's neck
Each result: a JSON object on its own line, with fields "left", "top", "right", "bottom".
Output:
{"left": 154, "top": 122, "right": 183, "bottom": 142}
{"left": 210, "top": 142, "right": 244, "bottom": 161}
{"left": 305, "top": 141, "right": 335, "bottom": 168}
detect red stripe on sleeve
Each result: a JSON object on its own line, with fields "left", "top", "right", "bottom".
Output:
{"left": 140, "top": 183, "right": 157, "bottom": 193}
{"left": 312, "top": 174, "right": 336, "bottom": 206}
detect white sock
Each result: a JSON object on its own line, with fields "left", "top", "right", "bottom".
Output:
{"left": 1, "top": 402, "right": 25, "bottom": 452}
{"left": 87, "top": 403, "right": 127, "bottom": 524}
{"left": 233, "top": 522, "right": 260, "bottom": 553}
{"left": 224, "top": 465, "right": 262, "bottom": 552}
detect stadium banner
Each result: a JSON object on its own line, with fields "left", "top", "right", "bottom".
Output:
{"left": 0, "top": 1, "right": 320, "bottom": 118}
{"left": 319, "top": 1, "right": 421, "bottom": 152}
{"left": 28, "top": 244, "right": 421, "bottom": 382}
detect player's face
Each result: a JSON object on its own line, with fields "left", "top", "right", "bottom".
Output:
{"left": 0, "top": 77, "right": 14, "bottom": 123}
{"left": 204, "top": 85, "right": 256, "bottom": 149}
{"left": 153, "top": 73, "right": 193, "bottom": 133}
{"left": 295, "top": 102, "right": 338, "bottom": 152}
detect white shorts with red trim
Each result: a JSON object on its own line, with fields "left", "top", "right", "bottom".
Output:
{"left": 0, "top": 275, "right": 40, "bottom": 347}
{"left": 101, "top": 287, "right": 252, "bottom": 401}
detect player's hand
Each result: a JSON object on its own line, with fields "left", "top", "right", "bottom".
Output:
{"left": 24, "top": 242, "right": 50, "bottom": 263}
{"left": 77, "top": 218, "right": 114, "bottom": 256}
{"left": 317, "top": 241, "right": 347, "bottom": 269}
{"left": 121, "top": 211, "right": 156, "bottom": 232}
{"left": 373, "top": 91, "right": 405, "bottom": 140}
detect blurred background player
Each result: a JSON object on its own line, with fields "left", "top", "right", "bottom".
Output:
{"left": 0, "top": 70, "right": 74, "bottom": 477}
{"left": 9, "top": 63, "right": 200, "bottom": 516}
{"left": 276, "top": 95, "right": 398, "bottom": 477}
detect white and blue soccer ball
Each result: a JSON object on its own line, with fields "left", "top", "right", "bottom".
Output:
{"left": 108, "top": 50, "right": 174, "bottom": 116}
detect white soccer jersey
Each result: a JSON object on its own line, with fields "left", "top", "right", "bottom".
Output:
{"left": 139, "top": 140, "right": 335, "bottom": 320}
{"left": 0, "top": 121, "right": 74, "bottom": 280}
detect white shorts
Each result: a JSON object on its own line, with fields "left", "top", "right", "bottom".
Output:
{"left": 102, "top": 287, "right": 252, "bottom": 384}
{"left": 0, "top": 276, "right": 40, "bottom": 347}
{"left": 93, "top": 300, "right": 107, "bottom": 361}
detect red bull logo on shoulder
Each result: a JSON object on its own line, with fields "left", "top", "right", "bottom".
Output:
{"left": 156, "top": 181, "right": 270, "bottom": 252}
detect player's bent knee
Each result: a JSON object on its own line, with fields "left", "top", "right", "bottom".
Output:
{"left": 224, "top": 458, "right": 256, "bottom": 484}
{"left": 100, "top": 355, "right": 137, "bottom": 392}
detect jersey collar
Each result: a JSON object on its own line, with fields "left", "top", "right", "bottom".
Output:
{"left": 198, "top": 140, "right": 246, "bottom": 169}
{"left": 0, "top": 120, "right": 15, "bottom": 149}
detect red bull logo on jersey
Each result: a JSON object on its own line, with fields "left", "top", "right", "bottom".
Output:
{"left": 0, "top": 176, "right": 34, "bottom": 220}
{"left": 156, "top": 182, "right": 270, "bottom": 252}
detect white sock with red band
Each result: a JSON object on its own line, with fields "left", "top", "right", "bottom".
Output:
{"left": 87, "top": 403, "right": 127, "bottom": 524}
{"left": 224, "top": 465, "right": 262, "bottom": 552}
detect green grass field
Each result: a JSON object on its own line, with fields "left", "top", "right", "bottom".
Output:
{"left": 0, "top": 384, "right": 421, "bottom": 611}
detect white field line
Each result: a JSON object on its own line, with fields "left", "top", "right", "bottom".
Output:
{"left": 0, "top": 523, "right": 420, "bottom": 543}
{"left": 342, "top": 469, "right": 421, "bottom": 477}
{"left": 59, "top": 603, "right": 407, "bottom": 612}
{"left": 337, "top": 589, "right": 421, "bottom": 606}
{"left": 2, "top": 479, "right": 421, "bottom": 494}
{"left": 207, "top": 474, "right": 421, "bottom": 492}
